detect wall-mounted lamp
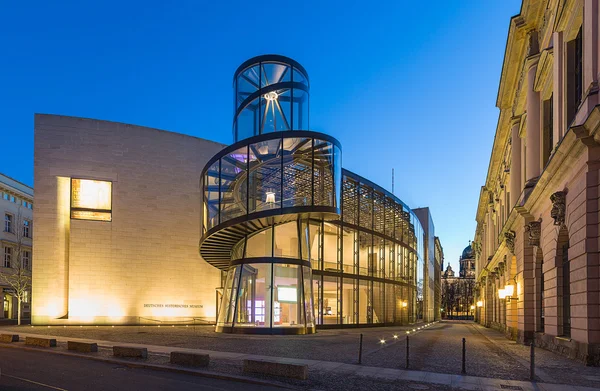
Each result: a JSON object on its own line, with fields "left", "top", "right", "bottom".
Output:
{"left": 402, "top": 301, "right": 408, "bottom": 308}
{"left": 470, "top": 305, "right": 475, "bottom": 310}
{"left": 498, "top": 288, "right": 507, "bottom": 299}
{"left": 498, "top": 284, "right": 516, "bottom": 301}
{"left": 476, "top": 301, "right": 483, "bottom": 308}
{"left": 265, "top": 191, "right": 276, "bottom": 204}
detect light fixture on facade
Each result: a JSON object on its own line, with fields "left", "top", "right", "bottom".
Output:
{"left": 265, "top": 191, "right": 276, "bottom": 203}
{"left": 498, "top": 288, "right": 507, "bottom": 299}
{"left": 470, "top": 305, "right": 475, "bottom": 310}
{"left": 476, "top": 301, "right": 483, "bottom": 307}
{"left": 263, "top": 91, "right": 279, "bottom": 101}
{"left": 402, "top": 301, "right": 408, "bottom": 308}
{"left": 504, "top": 284, "right": 515, "bottom": 297}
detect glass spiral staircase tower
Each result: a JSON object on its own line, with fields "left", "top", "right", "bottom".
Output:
{"left": 200, "top": 55, "right": 342, "bottom": 334}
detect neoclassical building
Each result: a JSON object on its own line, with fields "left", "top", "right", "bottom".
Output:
{"left": 0, "top": 173, "right": 33, "bottom": 322}
{"left": 32, "top": 55, "right": 442, "bottom": 333}
{"left": 441, "top": 243, "right": 475, "bottom": 319}
{"left": 473, "top": 0, "right": 600, "bottom": 364}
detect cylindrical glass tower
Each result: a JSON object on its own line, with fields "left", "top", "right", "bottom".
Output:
{"left": 233, "top": 55, "right": 309, "bottom": 141}
{"left": 202, "top": 55, "right": 425, "bottom": 333}
{"left": 201, "top": 55, "right": 341, "bottom": 334}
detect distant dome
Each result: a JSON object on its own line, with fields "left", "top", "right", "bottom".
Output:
{"left": 461, "top": 244, "right": 473, "bottom": 259}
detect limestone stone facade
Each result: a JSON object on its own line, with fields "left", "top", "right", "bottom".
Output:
{"left": 474, "top": 0, "right": 600, "bottom": 365}
{"left": 32, "top": 114, "right": 225, "bottom": 325}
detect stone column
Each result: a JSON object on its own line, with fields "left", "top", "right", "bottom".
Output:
{"left": 526, "top": 58, "right": 541, "bottom": 181}
{"left": 485, "top": 280, "right": 493, "bottom": 327}
{"left": 518, "top": 224, "right": 536, "bottom": 344}
{"left": 510, "top": 118, "right": 522, "bottom": 206}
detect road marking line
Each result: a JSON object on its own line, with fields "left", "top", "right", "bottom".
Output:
{"left": 2, "top": 373, "right": 68, "bottom": 390}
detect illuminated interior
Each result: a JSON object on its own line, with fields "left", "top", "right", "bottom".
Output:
{"left": 71, "top": 178, "right": 112, "bottom": 221}
{"left": 201, "top": 55, "right": 428, "bottom": 334}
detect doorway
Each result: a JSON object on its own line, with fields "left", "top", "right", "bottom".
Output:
{"left": 3, "top": 296, "right": 10, "bottom": 319}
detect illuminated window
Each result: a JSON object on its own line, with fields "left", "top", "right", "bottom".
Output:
{"left": 71, "top": 178, "right": 112, "bottom": 221}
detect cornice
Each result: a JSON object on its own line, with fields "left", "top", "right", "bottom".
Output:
{"left": 475, "top": 186, "right": 489, "bottom": 224}
{"left": 534, "top": 47, "right": 554, "bottom": 93}
{"left": 555, "top": 0, "right": 578, "bottom": 34}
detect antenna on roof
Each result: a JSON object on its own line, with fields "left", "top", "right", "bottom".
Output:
{"left": 392, "top": 168, "right": 395, "bottom": 195}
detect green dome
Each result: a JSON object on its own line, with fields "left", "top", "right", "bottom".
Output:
{"left": 461, "top": 244, "right": 473, "bottom": 259}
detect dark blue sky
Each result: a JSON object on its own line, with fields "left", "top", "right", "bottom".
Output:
{"left": 1, "top": 0, "right": 521, "bottom": 269}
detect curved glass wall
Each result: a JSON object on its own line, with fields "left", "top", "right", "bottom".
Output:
{"left": 202, "top": 132, "right": 341, "bottom": 234}
{"left": 233, "top": 55, "right": 309, "bottom": 142}
{"left": 309, "top": 170, "right": 424, "bottom": 327}
{"left": 215, "top": 171, "right": 425, "bottom": 332}
{"left": 202, "top": 55, "right": 429, "bottom": 333}
{"left": 217, "top": 220, "right": 315, "bottom": 334}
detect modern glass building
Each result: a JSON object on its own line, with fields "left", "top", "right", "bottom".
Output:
{"left": 200, "top": 55, "right": 434, "bottom": 334}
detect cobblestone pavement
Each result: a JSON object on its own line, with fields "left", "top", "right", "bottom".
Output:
{"left": 361, "top": 321, "right": 600, "bottom": 388}
{"left": 2, "top": 321, "right": 599, "bottom": 388}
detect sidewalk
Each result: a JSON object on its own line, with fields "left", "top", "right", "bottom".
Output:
{"left": 5, "top": 330, "right": 599, "bottom": 391}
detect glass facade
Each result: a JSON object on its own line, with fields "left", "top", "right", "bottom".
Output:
{"left": 200, "top": 55, "right": 431, "bottom": 334}
{"left": 209, "top": 169, "right": 425, "bottom": 332}
{"left": 202, "top": 134, "right": 341, "bottom": 234}
{"left": 310, "top": 170, "right": 423, "bottom": 327}
{"left": 234, "top": 56, "right": 309, "bottom": 141}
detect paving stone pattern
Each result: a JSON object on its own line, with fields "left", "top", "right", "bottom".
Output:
{"left": 3, "top": 321, "right": 599, "bottom": 388}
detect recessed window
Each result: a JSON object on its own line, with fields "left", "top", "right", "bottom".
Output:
{"left": 2, "top": 193, "right": 8, "bottom": 201}
{"left": 4, "top": 214, "right": 12, "bottom": 233}
{"left": 566, "top": 27, "right": 583, "bottom": 126}
{"left": 3, "top": 247, "right": 11, "bottom": 268}
{"left": 23, "top": 220, "right": 31, "bottom": 238}
{"left": 70, "top": 178, "right": 112, "bottom": 221}
{"left": 23, "top": 250, "right": 30, "bottom": 270}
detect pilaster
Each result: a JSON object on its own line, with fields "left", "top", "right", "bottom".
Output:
{"left": 526, "top": 52, "right": 541, "bottom": 181}
{"left": 510, "top": 117, "right": 522, "bottom": 207}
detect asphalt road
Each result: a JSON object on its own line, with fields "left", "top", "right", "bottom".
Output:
{"left": 0, "top": 347, "right": 284, "bottom": 391}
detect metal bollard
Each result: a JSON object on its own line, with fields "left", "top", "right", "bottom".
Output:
{"left": 530, "top": 342, "right": 535, "bottom": 380}
{"left": 462, "top": 338, "right": 466, "bottom": 374}
{"left": 358, "top": 333, "right": 363, "bottom": 365}
{"left": 406, "top": 335, "right": 410, "bottom": 369}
